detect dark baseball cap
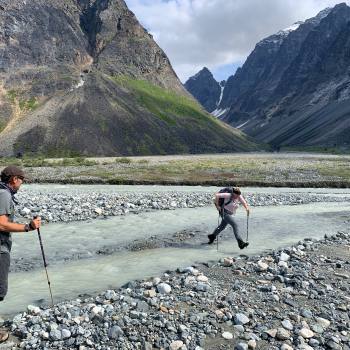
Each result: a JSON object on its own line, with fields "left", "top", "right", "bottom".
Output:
{"left": 1, "top": 165, "right": 25, "bottom": 179}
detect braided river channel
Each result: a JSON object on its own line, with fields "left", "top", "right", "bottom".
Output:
{"left": 2, "top": 185, "right": 350, "bottom": 316}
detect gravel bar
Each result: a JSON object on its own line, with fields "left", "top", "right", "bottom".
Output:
{"left": 5, "top": 231, "right": 350, "bottom": 350}
{"left": 15, "top": 190, "right": 348, "bottom": 223}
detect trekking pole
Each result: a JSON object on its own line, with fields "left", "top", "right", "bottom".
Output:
{"left": 246, "top": 212, "right": 249, "bottom": 242}
{"left": 34, "top": 216, "right": 54, "bottom": 307}
{"left": 217, "top": 212, "right": 220, "bottom": 251}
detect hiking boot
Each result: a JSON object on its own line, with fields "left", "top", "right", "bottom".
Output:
{"left": 207, "top": 233, "right": 217, "bottom": 244}
{"left": 0, "top": 329, "right": 9, "bottom": 343}
{"left": 238, "top": 240, "right": 249, "bottom": 250}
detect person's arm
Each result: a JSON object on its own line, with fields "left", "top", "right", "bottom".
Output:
{"left": 213, "top": 193, "right": 219, "bottom": 211}
{"left": 239, "top": 195, "right": 250, "bottom": 215}
{"left": 0, "top": 215, "right": 41, "bottom": 232}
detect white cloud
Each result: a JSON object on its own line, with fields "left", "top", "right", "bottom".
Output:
{"left": 125, "top": 0, "right": 349, "bottom": 82}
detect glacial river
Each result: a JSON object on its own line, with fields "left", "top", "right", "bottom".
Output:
{"left": 1, "top": 185, "right": 349, "bottom": 316}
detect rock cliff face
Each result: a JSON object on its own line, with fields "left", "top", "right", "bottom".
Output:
{"left": 184, "top": 68, "right": 221, "bottom": 113}
{"left": 0, "top": 0, "right": 258, "bottom": 156}
{"left": 217, "top": 4, "right": 350, "bottom": 150}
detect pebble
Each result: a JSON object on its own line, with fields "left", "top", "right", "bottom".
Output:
{"left": 170, "top": 340, "right": 184, "bottom": 350}
{"left": 108, "top": 325, "right": 124, "bottom": 339}
{"left": 234, "top": 313, "right": 250, "bottom": 325}
{"left": 223, "top": 258, "right": 234, "bottom": 267}
{"left": 196, "top": 275, "right": 208, "bottom": 282}
{"left": 222, "top": 331, "right": 233, "bottom": 339}
{"left": 316, "top": 317, "right": 331, "bottom": 328}
{"left": 234, "top": 325, "right": 244, "bottom": 333}
{"left": 27, "top": 305, "right": 41, "bottom": 315}
{"left": 300, "top": 309, "right": 313, "bottom": 318}
{"left": 265, "top": 329, "right": 277, "bottom": 338}
{"left": 300, "top": 328, "right": 314, "bottom": 338}
{"left": 247, "top": 339, "right": 256, "bottom": 349}
{"left": 61, "top": 329, "right": 71, "bottom": 339}
{"left": 257, "top": 260, "right": 269, "bottom": 271}
{"left": 157, "top": 283, "right": 172, "bottom": 294}
{"left": 279, "top": 252, "right": 290, "bottom": 262}
{"left": 281, "top": 319, "right": 293, "bottom": 331}
{"left": 276, "top": 328, "right": 290, "bottom": 340}
{"left": 49, "top": 329, "right": 62, "bottom": 341}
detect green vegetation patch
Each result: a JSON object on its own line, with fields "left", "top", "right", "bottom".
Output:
{"left": 6, "top": 90, "right": 38, "bottom": 111}
{"left": 315, "top": 161, "right": 350, "bottom": 180}
{"left": 19, "top": 97, "right": 38, "bottom": 111}
{"left": 115, "top": 157, "right": 132, "bottom": 164}
{"left": 7, "top": 90, "right": 18, "bottom": 103}
{"left": 111, "top": 76, "right": 210, "bottom": 125}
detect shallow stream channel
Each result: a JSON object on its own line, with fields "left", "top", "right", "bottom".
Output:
{"left": 2, "top": 185, "right": 350, "bottom": 316}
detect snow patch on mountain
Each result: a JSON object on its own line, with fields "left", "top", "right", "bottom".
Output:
{"left": 236, "top": 120, "right": 249, "bottom": 129}
{"left": 216, "top": 85, "right": 224, "bottom": 106}
{"left": 211, "top": 108, "right": 228, "bottom": 118}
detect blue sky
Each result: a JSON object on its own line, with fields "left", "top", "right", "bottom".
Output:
{"left": 212, "top": 63, "right": 242, "bottom": 83}
{"left": 125, "top": 0, "right": 349, "bottom": 83}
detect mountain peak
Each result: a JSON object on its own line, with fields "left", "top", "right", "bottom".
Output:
{"left": 215, "top": 3, "right": 350, "bottom": 150}
{"left": 0, "top": 0, "right": 257, "bottom": 156}
{"left": 184, "top": 68, "right": 221, "bottom": 112}
{"left": 257, "top": 5, "right": 334, "bottom": 49}
{"left": 189, "top": 67, "right": 214, "bottom": 81}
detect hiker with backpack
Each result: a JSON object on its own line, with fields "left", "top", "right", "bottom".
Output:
{"left": 207, "top": 187, "right": 250, "bottom": 249}
{"left": 0, "top": 166, "right": 41, "bottom": 343}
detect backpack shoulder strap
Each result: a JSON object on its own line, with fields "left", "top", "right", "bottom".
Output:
{"left": 220, "top": 191, "right": 233, "bottom": 210}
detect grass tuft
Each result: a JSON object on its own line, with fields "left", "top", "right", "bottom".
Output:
{"left": 115, "top": 157, "right": 132, "bottom": 164}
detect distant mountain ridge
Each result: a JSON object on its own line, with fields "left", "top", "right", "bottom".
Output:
{"left": 0, "top": 0, "right": 258, "bottom": 156}
{"left": 188, "top": 4, "right": 350, "bottom": 150}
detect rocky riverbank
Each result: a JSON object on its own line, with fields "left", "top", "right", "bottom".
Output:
{"left": 15, "top": 190, "right": 348, "bottom": 223}
{"left": 5, "top": 231, "right": 350, "bottom": 350}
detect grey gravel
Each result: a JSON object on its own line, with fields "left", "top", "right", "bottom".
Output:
{"left": 14, "top": 189, "right": 348, "bottom": 224}
{"left": 6, "top": 221, "right": 350, "bottom": 349}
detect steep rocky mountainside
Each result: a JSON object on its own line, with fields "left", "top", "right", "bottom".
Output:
{"left": 184, "top": 67, "right": 222, "bottom": 113}
{"left": 216, "top": 4, "right": 350, "bottom": 150}
{"left": 0, "top": 0, "right": 258, "bottom": 156}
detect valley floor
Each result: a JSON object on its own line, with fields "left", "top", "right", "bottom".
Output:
{"left": 6, "top": 152, "right": 350, "bottom": 187}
